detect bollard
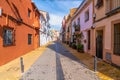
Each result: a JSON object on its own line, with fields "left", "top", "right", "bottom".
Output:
{"left": 20, "top": 57, "right": 24, "bottom": 73}
{"left": 94, "top": 56, "right": 97, "bottom": 72}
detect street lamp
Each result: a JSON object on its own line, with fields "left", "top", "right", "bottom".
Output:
{"left": 91, "top": 24, "right": 95, "bottom": 29}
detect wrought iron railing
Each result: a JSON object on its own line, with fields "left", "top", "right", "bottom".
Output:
{"left": 74, "top": 25, "right": 80, "bottom": 31}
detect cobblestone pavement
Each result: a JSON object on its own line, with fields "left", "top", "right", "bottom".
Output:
{"left": 20, "top": 42, "right": 100, "bottom": 80}
{"left": 56, "top": 42, "right": 100, "bottom": 80}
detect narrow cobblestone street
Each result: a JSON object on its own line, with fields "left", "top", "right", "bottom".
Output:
{"left": 20, "top": 42, "right": 100, "bottom": 80}
{"left": 1, "top": 0, "right": 120, "bottom": 80}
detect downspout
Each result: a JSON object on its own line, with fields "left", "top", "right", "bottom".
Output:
{"left": 92, "top": 0, "right": 95, "bottom": 56}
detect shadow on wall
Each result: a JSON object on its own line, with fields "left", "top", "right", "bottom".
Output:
{"left": 6, "top": 0, "right": 22, "bottom": 20}
{"left": 12, "top": 3, "right": 22, "bottom": 21}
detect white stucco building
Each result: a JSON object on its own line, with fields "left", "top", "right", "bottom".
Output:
{"left": 39, "top": 10, "right": 51, "bottom": 46}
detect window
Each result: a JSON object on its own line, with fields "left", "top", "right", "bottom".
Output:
{"left": 67, "top": 27, "right": 69, "bottom": 32}
{"left": 3, "top": 28, "right": 14, "bottom": 46}
{"left": 28, "top": 34, "right": 32, "bottom": 45}
{"left": 77, "top": 18, "right": 80, "bottom": 25}
{"left": 74, "top": 21, "right": 76, "bottom": 26}
{"left": 28, "top": 9, "right": 31, "bottom": 18}
{"left": 96, "top": 0, "right": 103, "bottom": 9}
{"left": 73, "top": 21, "right": 76, "bottom": 28}
{"left": 85, "top": 10, "right": 89, "bottom": 22}
{"left": 114, "top": 23, "right": 120, "bottom": 56}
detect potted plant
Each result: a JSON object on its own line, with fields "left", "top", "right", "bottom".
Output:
{"left": 72, "top": 43, "right": 76, "bottom": 49}
{"left": 77, "top": 44, "right": 84, "bottom": 53}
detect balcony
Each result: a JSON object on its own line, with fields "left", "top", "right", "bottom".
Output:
{"left": 43, "top": 28, "right": 47, "bottom": 33}
{"left": 106, "top": 0, "right": 120, "bottom": 15}
{"left": 74, "top": 25, "right": 80, "bottom": 32}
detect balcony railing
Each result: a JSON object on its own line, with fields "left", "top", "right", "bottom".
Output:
{"left": 106, "top": 0, "right": 120, "bottom": 15}
{"left": 74, "top": 25, "right": 80, "bottom": 31}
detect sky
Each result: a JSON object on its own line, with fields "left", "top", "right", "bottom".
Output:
{"left": 33, "top": 0, "right": 83, "bottom": 31}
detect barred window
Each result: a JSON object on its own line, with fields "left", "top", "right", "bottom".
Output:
{"left": 74, "top": 21, "right": 76, "bottom": 26}
{"left": 96, "top": 0, "right": 103, "bottom": 9}
{"left": 28, "top": 34, "right": 32, "bottom": 45}
{"left": 85, "top": 10, "right": 89, "bottom": 22}
{"left": 77, "top": 18, "right": 80, "bottom": 25}
{"left": 3, "top": 28, "right": 13, "bottom": 46}
{"left": 28, "top": 9, "right": 31, "bottom": 18}
{"left": 67, "top": 27, "right": 69, "bottom": 32}
{"left": 114, "top": 23, "right": 120, "bottom": 56}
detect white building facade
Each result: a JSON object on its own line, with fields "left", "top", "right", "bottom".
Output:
{"left": 39, "top": 10, "right": 51, "bottom": 46}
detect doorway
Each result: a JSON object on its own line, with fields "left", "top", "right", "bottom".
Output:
{"left": 88, "top": 30, "right": 90, "bottom": 50}
{"left": 96, "top": 30, "right": 103, "bottom": 59}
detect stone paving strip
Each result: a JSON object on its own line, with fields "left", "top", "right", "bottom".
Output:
{"left": 56, "top": 42, "right": 100, "bottom": 80}
{"left": 20, "top": 43, "right": 57, "bottom": 80}
{"left": 20, "top": 42, "right": 100, "bottom": 80}
{"left": 61, "top": 42, "right": 119, "bottom": 80}
{"left": 0, "top": 43, "right": 51, "bottom": 80}
{"left": 0, "top": 42, "right": 101, "bottom": 80}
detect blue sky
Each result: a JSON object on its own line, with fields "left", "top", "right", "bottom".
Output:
{"left": 33, "top": 0, "right": 83, "bottom": 31}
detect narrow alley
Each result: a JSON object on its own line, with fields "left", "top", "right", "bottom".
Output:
{"left": 0, "top": 0, "right": 120, "bottom": 80}
{"left": 20, "top": 42, "right": 100, "bottom": 80}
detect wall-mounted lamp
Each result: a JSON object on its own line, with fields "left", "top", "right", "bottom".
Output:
{"left": 93, "top": 13, "right": 96, "bottom": 19}
{"left": 0, "top": 7, "right": 2, "bottom": 17}
{"left": 91, "top": 24, "right": 95, "bottom": 29}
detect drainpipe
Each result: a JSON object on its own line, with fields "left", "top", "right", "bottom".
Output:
{"left": 33, "top": 23, "right": 35, "bottom": 49}
{"left": 92, "top": 0, "right": 97, "bottom": 72}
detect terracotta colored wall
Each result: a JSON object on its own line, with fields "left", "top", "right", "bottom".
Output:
{"left": 66, "top": 18, "right": 71, "bottom": 42}
{"left": 0, "top": 0, "right": 40, "bottom": 66}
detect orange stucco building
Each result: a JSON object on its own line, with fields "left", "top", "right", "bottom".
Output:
{"left": 0, "top": 0, "right": 40, "bottom": 66}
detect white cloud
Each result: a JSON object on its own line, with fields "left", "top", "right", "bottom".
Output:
{"left": 56, "top": 1, "right": 82, "bottom": 10}
{"left": 48, "top": 1, "right": 83, "bottom": 30}
{"left": 72, "top": 1, "right": 82, "bottom": 7}
{"left": 49, "top": 14, "right": 63, "bottom": 26}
